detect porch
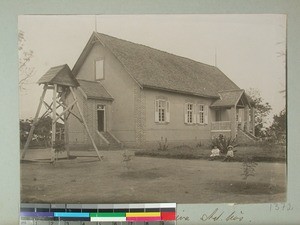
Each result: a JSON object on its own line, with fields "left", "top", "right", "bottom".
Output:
{"left": 210, "top": 89, "right": 255, "bottom": 138}
{"left": 211, "top": 120, "right": 255, "bottom": 134}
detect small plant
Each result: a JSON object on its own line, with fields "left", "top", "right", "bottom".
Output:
{"left": 158, "top": 137, "right": 168, "bottom": 151}
{"left": 241, "top": 157, "right": 258, "bottom": 186}
{"left": 211, "top": 134, "right": 236, "bottom": 154}
{"left": 196, "top": 141, "right": 202, "bottom": 148}
{"left": 52, "top": 140, "right": 65, "bottom": 162}
{"left": 122, "top": 150, "right": 133, "bottom": 170}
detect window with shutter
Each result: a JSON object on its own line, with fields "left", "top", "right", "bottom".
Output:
{"left": 155, "top": 99, "right": 170, "bottom": 123}
{"left": 199, "top": 104, "right": 204, "bottom": 124}
{"left": 186, "top": 103, "right": 193, "bottom": 124}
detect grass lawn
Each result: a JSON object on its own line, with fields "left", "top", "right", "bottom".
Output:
{"left": 135, "top": 144, "right": 286, "bottom": 162}
{"left": 21, "top": 148, "right": 286, "bottom": 204}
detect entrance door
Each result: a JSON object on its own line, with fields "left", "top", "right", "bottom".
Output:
{"left": 97, "top": 105, "right": 105, "bottom": 132}
{"left": 215, "top": 110, "right": 221, "bottom": 121}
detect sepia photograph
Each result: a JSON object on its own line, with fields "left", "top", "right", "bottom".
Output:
{"left": 19, "top": 14, "right": 286, "bottom": 204}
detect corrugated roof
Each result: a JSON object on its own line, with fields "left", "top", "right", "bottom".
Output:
{"left": 93, "top": 33, "right": 240, "bottom": 98}
{"left": 78, "top": 79, "right": 113, "bottom": 100}
{"left": 38, "top": 64, "right": 79, "bottom": 87}
{"left": 210, "top": 90, "right": 244, "bottom": 108}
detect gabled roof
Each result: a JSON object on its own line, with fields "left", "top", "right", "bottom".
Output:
{"left": 72, "top": 32, "right": 240, "bottom": 99}
{"left": 210, "top": 89, "right": 250, "bottom": 108}
{"left": 78, "top": 79, "right": 113, "bottom": 101}
{"left": 38, "top": 64, "right": 79, "bottom": 87}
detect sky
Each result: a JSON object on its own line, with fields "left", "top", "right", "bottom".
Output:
{"left": 18, "top": 14, "right": 286, "bottom": 124}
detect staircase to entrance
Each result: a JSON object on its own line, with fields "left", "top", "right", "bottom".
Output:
{"left": 97, "top": 131, "right": 123, "bottom": 149}
{"left": 237, "top": 128, "right": 259, "bottom": 144}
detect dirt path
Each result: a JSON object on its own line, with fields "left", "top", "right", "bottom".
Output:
{"left": 21, "top": 149, "right": 286, "bottom": 204}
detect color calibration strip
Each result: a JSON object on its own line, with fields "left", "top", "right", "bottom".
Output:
{"left": 20, "top": 203, "right": 176, "bottom": 223}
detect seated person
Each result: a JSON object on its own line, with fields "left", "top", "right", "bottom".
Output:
{"left": 209, "top": 146, "right": 220, "bottom": 160}
{"left": 224, "top": 145, "right": 235, "bottom": 161}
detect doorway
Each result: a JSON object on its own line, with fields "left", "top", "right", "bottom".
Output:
{"left": 97, "top": 105, "right": 105, "bottom": 132}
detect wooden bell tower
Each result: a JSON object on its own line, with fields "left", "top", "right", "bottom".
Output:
{"left": 21, "top": 64, "right": 102, "bottom": 161}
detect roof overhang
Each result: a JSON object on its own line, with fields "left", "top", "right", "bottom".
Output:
{"left": 143, "top": 85, "right": 219, "bottom": 99}
{"left": 210, "top": 89, "right": 252, "bottom": 109}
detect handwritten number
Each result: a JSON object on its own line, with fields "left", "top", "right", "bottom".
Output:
{"left": 270, "top": 203, "right": 294, "bottom": 212}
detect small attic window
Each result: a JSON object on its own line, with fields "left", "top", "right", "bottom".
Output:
{"left": 95, "top": 59, "right": 104, "bottom": 80}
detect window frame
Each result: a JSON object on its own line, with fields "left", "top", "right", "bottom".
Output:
{"left": 186, "top": 103, "right": 194, "bottom": 124}
{"left": 199, "top": 104, "right": 205, "bottom": 124}
{"left": 155, "top": 99, "right": 170, "bottom": 124}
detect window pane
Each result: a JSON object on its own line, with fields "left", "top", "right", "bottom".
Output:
{"left": 200, "top": 105, "right": 204, "bottom": 111}
{"left": 96, "top": 60, "right": 104, "bottom": 80}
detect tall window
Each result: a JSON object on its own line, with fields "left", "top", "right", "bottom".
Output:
{"left": 187, "top": 103, "right": 193, "bottom": 124}
{"left": 158, "top": 100, "right": 165, "bottom": 122}
{"left": 155, "top": 99, "right": 170, "bottom": 123}
{"left": 185, "top": 103, "right": 208, "bottom": 125}
{"left": 95, "top": 59, "right": 104, "bottom": 80}
{"left": 199, "top": 104, "right": 204, "bottom": 124}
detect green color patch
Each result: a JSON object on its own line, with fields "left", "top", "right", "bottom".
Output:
{"left": 90, "top": 212, "right": 126, "bottom": 217}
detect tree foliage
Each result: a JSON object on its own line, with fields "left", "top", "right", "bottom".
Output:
{"left": 246, "top": 88, "right": 272, "bottom": 137}
{"left": 19, "top": 30, "right": 35, "bottom": 89}
{"left": 19, "top": 116, "right": 64, "bottom": 148}
{"left": 269, "top": 108, "right": 286, "bottom": 143}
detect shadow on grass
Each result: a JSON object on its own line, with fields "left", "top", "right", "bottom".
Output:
{"left": 211, "top": 180, "right": 286, "bottom": 195}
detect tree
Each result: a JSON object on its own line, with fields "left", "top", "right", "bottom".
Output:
{"left": 246, "top": 88, "right": 272, "bottom": 137}
{"left": 19, "top": 30, "right": 35, "bottom": 90}
{"left": 19, "top": 115, "right": 65, "bottom": 148}
{"left": 35, "top": 116, "right": 52, "bottom": 148}
{"left": 269, "top": 108, "right": 286, "bottom": 143}
{"left": 19, "top": 119, "right": 32, "bottom": 147}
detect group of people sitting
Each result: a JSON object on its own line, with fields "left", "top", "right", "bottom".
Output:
{"left": 209, "top": 145, "right": 235, "bottom": 161}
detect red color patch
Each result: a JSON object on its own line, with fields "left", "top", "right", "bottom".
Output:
{"left": 161, "top": 212, "right": 176, "bottom": 221}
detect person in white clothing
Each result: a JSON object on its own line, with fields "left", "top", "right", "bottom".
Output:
{"left": 224, "top": 145, "right": 235, "bottom": 161}
{"left": 209, "top": 146, "right": 220, "bottom": 160}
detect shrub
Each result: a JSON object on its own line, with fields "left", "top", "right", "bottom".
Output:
{"left": 53, "top": 140, "right": 65, "bottom": 154}
{"left": 211, "top": 134, "right": 236, "bottom": 154}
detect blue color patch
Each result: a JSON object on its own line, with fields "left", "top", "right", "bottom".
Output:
{"left": 54, "top": 212, "right": 90, "bottom": 218}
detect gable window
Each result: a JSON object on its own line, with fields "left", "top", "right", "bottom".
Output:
{"left": 155, "top": 99, "right": 170, "bottom": 123}
{"left": 95, "top": 59, "right": 104, "bottom": 80}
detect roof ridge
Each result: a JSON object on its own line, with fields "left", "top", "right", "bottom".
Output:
{"left": 218, "top": 89, "right": 244, "bottom": 93}
{"left": 51, "top": 64, "right": 68, "bottom": 69}
{"left": 96, "top": 32, "right": 217, "bottom": 69}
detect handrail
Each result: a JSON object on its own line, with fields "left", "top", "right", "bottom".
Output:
{"left": 211, "top": 121, "right": 231, "bottom": 131}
